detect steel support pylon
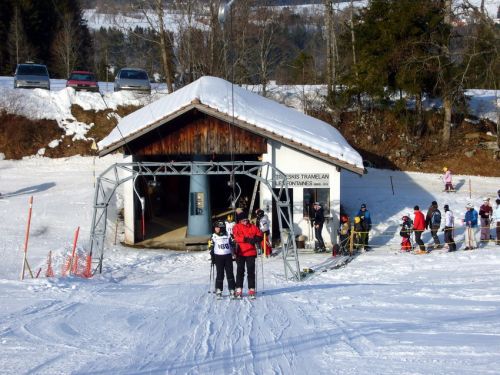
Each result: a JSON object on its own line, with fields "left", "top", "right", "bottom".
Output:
{"left": 89, "top": 161, "right": 301, "bottom": 280}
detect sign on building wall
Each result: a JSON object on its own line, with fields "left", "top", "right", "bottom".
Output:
{"left": 277, "top": 173, "right": 330, "bottom": 188}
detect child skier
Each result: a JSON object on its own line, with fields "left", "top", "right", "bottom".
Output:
{"left": 208, "top": 220, "right": 236, "bottom": 299}
{"left": 400, "top": 215, "right": 413, "bottom": 251}
{"left": 353, "top": 216, "right": 368, "bottom": 251}
{"left": 255, "top": 208, "right": 272, "bottom": 257}
{"left": 442, "top": 167, "right": 454, "bottom": 192}
{"left": 337, "top": 214, "right": 350, "bottom": 255}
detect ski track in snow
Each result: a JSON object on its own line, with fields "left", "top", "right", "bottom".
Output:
{"left": 1, "top": 157, "right": 500, "bottom": 374}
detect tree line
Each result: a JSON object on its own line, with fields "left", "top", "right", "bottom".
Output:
{"left": 0, "top": 0, "right": 498, "bottom": 144}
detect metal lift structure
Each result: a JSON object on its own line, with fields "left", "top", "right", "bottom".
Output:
{"left": 89, "top": 161, "right": 301, "bottom": 280}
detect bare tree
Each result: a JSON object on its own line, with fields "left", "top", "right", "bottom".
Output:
{"left": 254, "top": 6, "right": 280, "bottom": 96}
{"left": 119, "top": 0, "right": 175, "bottom": 92}
{"left": 324, "top": 0, "right": 337, "bottom": 102}
{"left": 7, "top": 5, "right": 36, "bottom": 67}
{"left": 51, "top": 13, "right": 81, "bottom": 77}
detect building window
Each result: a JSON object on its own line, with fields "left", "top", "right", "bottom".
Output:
{"left": 303, "top": 188, "right": 330, "bottom": 218}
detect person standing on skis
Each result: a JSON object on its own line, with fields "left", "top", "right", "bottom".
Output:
{"left": 357, "top": 203, "right": 372, "bottom": 250}
{"left": 400, "top": 215, "right": 413, "bottom": 251}
{"left": 413, "top": 205, "right": 426, "bottom": 251}
{"left": 425, "top": 201, "right": 442, "bottom": 249}
{"left": 312, "top": 202, "right": 326, "bottom": 252}
{"left": 232, "top": 211, "right": 263, "bottom": 299}
{"left": 493, "top": 199, "right": 500, "bottom": 246}
{"left": 479, "top": 197, "right": 492, "bottom": 244}
{"left": 255, "top": 208, "right": 272, "bottom": 257}
{"left": 208, "top": 220, "right": 236, "bottom": 299}
{"left": 442, "top": 167, "right": 454, "bottom": 192}
{"left": 443, "top": 204, "right": 456, "bottom": 252}
{"left": 463, "top": 203, "right": 479, "bottom": 250}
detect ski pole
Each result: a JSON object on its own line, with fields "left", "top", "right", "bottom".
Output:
{"left": 20, "top": 196, "right": 34, "bottom": 280}
{"left": 260, "top": 250, "right": 265, "bottom": 294}
{"left": 208, "top": 262, "right": 214, "bottom": 293}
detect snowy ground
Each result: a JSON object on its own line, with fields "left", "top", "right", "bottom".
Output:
{"left": 0, "top": 156, "right": 499, "bottom": 374}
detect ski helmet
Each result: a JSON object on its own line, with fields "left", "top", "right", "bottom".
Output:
{"left": 354, "top": 216, "right": 361, "bottom": 224}
{"left": 214, "top": 220, "right": 225, "bottom": 229}
{"left": 402, "top": 215, "right": 409, "bottom": 222}
{"left": 255, "top": 209, "right": 264, "bottom": 218}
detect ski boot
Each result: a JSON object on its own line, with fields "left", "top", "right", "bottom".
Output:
{"left": 229, "top": 290, "right": 235, "bottom": 300}
{"left": 248, "top": 288, "right": 256, "bottom": 300}
{"left": 216, "top": 289, "right": 223, "bottom": 300}
{"left": 235, "top": 288, "right": 243, "bottom": 300}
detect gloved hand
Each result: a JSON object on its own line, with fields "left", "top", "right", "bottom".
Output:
{"left": 244, "top": 236, "right": 253, "bottom": 244}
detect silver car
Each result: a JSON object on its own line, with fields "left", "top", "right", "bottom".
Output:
{"left": 114, "top": 68, "right": 151, "bottom": 93}
{"left": 14, "top": 63, "right": 51, "bottom": 90}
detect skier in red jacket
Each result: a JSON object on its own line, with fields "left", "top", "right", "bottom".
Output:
{"left": 413, "top": 205, "right": 426, "bottom": 251}
{"left": 232, "top": 211, "right": 263, "bottom": 299}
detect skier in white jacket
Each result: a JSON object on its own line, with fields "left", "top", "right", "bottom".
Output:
{"left": 493, "top": 199, "right": 500, "bottom": 246}
{"left": 443, "top": 204, "right": 456, "bottom": 251}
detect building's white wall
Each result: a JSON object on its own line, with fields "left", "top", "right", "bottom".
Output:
{"left": 261, "top": 141, "right": 341, "bottom": 247}
{"left": 123, "top": 155, "right": 135, "bottom": 244}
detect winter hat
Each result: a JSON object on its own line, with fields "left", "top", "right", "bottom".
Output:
{"left": 354, "top": 216, "right": 361, "bottom": 224}
{"left": 466, "top": 203, "right": 473, "bottom": 209}
{"left": 443, "top": 204, "right": 449, "bottom": 211}
{"left": 496, "top": 199, "right": 500, "bottom": 205}
{"left": 414, "top": 205, "right": 419, "bottom": 210}
{"left": 313, "top": 202, "right": 321, "bottom": 206}
{"left": 443, "top": 167, "right": 448, "bottom": 172}
{"left": 236, "top": 211, "right": 248, "bottom": 222}
{"left": 431, "top": 201, "right": 437, "bottom": 206}
{"left": 483, "top": 197, "right": 490, "bottom": 202}
{"left": 360, "top": 203, "right": 366, "bottom": 209}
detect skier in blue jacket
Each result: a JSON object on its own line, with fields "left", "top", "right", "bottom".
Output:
{"left": 463, "top": 203, "right": 479, "bottom": 250}
{"left": 356, "top": 203, "right": 372, "bottom": 250}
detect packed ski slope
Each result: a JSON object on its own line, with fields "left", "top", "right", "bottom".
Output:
{"left": 0, "top": 156, "right": 500, "bottom": 374}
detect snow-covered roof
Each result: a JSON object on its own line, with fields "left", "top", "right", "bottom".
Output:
{"left": 98, "top": 76, "right": 364, "bottom": 173}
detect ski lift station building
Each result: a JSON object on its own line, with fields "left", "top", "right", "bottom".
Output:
{"left": 98, "top": 76, "right": 364, "bottom": 250}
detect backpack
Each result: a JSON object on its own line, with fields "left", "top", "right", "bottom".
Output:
{"left": 431, "top": 209, "right": 441, "bottom": 226}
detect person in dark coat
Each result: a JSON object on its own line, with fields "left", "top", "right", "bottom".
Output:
{"left": 356, "top": 203, "right": 372, "bottom": 249}
{"left": 425, "top": 201, "right": 442, "bottom": 248}
{"left": 312, "top": 202, "right": 326, "bottom": 252}
{"left": 232, "top": 211, "right": 263, "bottom": 298}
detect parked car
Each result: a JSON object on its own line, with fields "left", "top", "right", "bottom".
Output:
{"left": 114, "top": 68, "right": 151, "bottom": 93}
{"left": 66, "top": 70, "right": 99, "bottom": 92}
{"left": 14, "top": 63, "right": 50, "bottom": 90}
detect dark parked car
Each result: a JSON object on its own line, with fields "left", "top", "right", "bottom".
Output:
{"left": 114, "top": 68, "right": 151, "bottom": 93}
{"left": 14, "top": 63, "right": 50, "bottom": 90}
{"left": 66, "top": 70, "right": 99, "bottom": 92}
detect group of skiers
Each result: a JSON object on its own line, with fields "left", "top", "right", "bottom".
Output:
{"left": 208, "top": 208, "right": 272, "bottom": 300}
{"left": 400, "top": 196, "right": 500, "bottom": 252}
{"left": 330, "top": 203, "right": 372, "bottom": 254}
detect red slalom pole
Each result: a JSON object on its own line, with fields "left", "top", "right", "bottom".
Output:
{"left": 70, "top": 226, "right": 80, "bottom": 275}
{"left": 20, "top": 196, "right": 34, "bottom": 280}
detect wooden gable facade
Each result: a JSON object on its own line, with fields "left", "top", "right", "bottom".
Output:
{"left": 127, "top": 108, "right": 267, "bottom": 157}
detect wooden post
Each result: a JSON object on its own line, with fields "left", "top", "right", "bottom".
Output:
{"left": 20, "top": 196, "right": 34, "bottom": 280}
